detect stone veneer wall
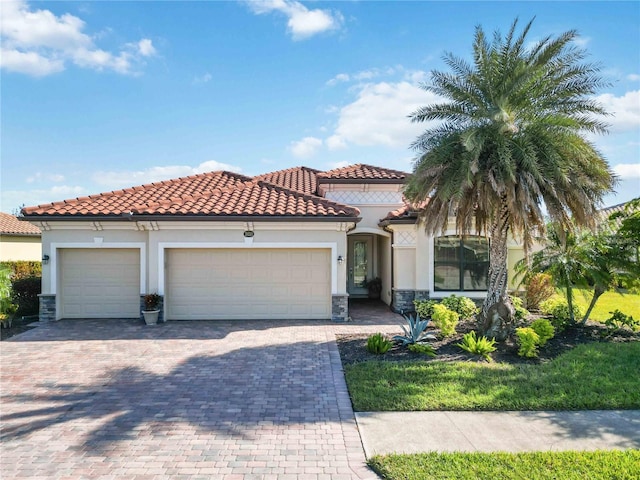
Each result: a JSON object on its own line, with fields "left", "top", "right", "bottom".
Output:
{"left": 38, "top": 294, "right": 56, "bottom": 322}
{"left": 392, "top": 289, "right": 430, "bottom": 314}
{"left": 331, "top": 294, "right": 349, "bottom": 322}
{"left": 140, "top": 295, "right": 164, "bottom": 323}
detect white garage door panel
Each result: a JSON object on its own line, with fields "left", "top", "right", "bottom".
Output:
{"left": 167, "top": 248, "right": 331, "bottom": 320}
{"left": 60, "top": 249, "right": 140, "bottom": 319}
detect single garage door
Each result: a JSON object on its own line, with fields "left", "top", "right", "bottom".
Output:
{"left": 59, "top": 248, "right": 140, "bottom": 318}
{"left": 166, "top": 248, "right": 331, "bottom": 320}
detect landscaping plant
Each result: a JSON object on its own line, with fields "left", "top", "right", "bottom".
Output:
{"left": 408, "top": 343, "right": 437, "bottom": 357}
{"left": 530, "top": 318, "right": 555, "bottom": 346}
{"left": 440, "top": 294, "right": 478, "bottom": 319}
{"left": 604, "top": 310, "right": 639, "bottom": 334}
{"left": 393, "top": 313, "right": 436, "bottom": 346}
{"left": 413, "top": 299, "right": 438, "bottom": 319}
{"left": 366, "top": 333, "right": 393, "bottom": 354}
{"left": 510, "top": 295, "right": 530, "bottom": 321}
{"left": 431, "top": 304, "right": 459, "bottom": 337}
{"left": 516, "top": 327, "right": 540, "bottom": 358}
{"left": 456, "top": 331, "right": 496, "bottom": 361}
{"left": 539, "top": 297, "right": 583, "bottom": 332}
{"left": 523, "top": 273, "right": 555, "bottom": 311}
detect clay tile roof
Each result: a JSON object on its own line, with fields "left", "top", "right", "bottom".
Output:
{"left": 20, "top": 170, "right": 359, "bottom": 219}
{"left": 379, "top": 199, "right": 428, "bottom": 224}
{"left": 318, "top": 163, "right": 408, "bottom": 182}
{"left": 21, "top": 171, "right": 252, "bottom": 217}
{"left": 255, "top": 166, "right": 321, "bottom": 195}
{"left": 0, "top": 212, "right": 41, "bottom": 235}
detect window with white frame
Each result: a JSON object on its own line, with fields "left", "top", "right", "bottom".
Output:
{"left": 434, "top": 235, "right": 489, "bottom": 291}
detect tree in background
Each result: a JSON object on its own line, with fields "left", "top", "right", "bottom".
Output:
{"left": 405, "top": 18, "right": 615, "bottom": 340}
{"left": 520, "top": 199, "right": 640, "bottom": 325}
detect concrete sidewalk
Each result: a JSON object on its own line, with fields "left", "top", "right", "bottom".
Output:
{"left": 356, "top": 410, "right": 640, "bottom": 456}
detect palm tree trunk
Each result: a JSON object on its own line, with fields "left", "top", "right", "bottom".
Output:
{"left": 580, "top": 284, "right": 606, "bottom": 325}
{"left": 479, "top": 208, "right": 515, "bottom": 341}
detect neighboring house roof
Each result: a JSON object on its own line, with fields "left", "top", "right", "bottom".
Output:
{"left": 0, "top": 212, "right": 41, "bottom": 236}
{"left": 318, "top": 163, "right": 407, "bottom": 183}
{"left": 21, "top": 170, "right": 360, "bottom": 220}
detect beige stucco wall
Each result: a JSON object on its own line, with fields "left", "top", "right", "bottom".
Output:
{"left": 378, "top": 235, "right": 392, "bottom": 306}
{"left": 34, "top": 220, "right": 351, "bottom": 297}
{"left": 0, "top": 235, "right": 42, "bottom": 261}
{"left": 388, "top": 221, "right": 528, "bottom": 299}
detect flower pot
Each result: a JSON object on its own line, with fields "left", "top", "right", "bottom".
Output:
{"left": 142, "top": 310, "right": 160, "bottom": 325}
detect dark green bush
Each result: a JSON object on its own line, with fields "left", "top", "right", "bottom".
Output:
{"left": 440, "top": 294, "right": 478, "bottom": 319}
{"left": 11, "top": 276, "right": 41, "bottom": 316}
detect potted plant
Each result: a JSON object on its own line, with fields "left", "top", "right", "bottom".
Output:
{"left": 365, "top": 277, "right": 382, "bottom": 299}
{"left": 142, "top": 293, "right": 161, "bottom": 325}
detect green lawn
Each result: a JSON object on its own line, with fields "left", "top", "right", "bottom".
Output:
{"left": 369, "top": 450, "right": 640, "bottom": 480}
{"left": 344, "top": 342, "right": 640, "bottom": 411}
{"left": 565, "top": 289, "right": 640, "bottom": 322}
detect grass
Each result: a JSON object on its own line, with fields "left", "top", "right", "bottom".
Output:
{"left": 369, "top": 450, "right": 640, "bottom": 480}
{"left": 563, "top": 288, "right": 640, "bottom": 322}
{"left": 344, "top": 342, "right": 640, "bottom": 411}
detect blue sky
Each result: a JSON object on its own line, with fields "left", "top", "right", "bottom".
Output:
{"left": 2, "top": 0, "right": 639, "bottom": 213}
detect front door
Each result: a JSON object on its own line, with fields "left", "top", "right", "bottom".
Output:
{"left": 348, "top": 236, "right": 373, "bottom": 296}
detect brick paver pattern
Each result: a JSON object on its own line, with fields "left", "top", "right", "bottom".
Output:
{"left": 1, "top": 305, "right": 400, "bottom": 480}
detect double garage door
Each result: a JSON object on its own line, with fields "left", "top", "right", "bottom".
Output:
{"left": 165, "top": 249, "right": 331, "bottom": 320}
{"left": 58, "top": 248, "right": 331, "bottom": 320}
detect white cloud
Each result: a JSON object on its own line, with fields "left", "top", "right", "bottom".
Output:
{"left": 627, "top": 74, "right": 640, "bottom": 82}
{"left": 1, "top": 185, "right": 88, "bottom": 212}
{"left": 193, "top": 72, "right": 212, "bottom": 85}
{"left": 327, "top": 161, "right": 350, "bottom": 170}
{"left": 246, "top": 0, "right": 343, "bottom": 40}
{"left": 26, "top": 172, "right": 65, "bottom": 183}
{"left": 0, "top": 0, "right": 156, "bottom": 76}
{"left": 288, "top": 136, "right": 323, "bottom": 158}
{"left": 327, "top": 81, "right": 441, "bottom": 149}
{"left": 613, "top": 163, "right": 640, "bottom": 179}
{"left": 326, "top": 73, "right": 350, "bottom": 86}
{"left": 136, "top": 38, "right": 156, "bottom": 57}
{"left": 596, "top": 90, "right": 640, "bottom": 132}
{"left": 92, "top": 160, "right": 243, "bottom": 189}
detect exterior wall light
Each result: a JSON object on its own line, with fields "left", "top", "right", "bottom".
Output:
{"left": 42, "top": 254, "right": 50, "bottom": 265}
{"left": 337, "top": 255, "right": 344, "bottom": 265}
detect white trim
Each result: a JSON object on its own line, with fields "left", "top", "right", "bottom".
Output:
{"left": 50, "top": 242, "right": 146, "bottom": 295}
{"left": 348, "top": 227, "right": 391, "bottom": 238}
{"left": 158, "top": 242, "right": 338, "bottom": 296}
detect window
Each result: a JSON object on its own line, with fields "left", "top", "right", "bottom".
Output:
{"left": 434, "top": 235, "right": 489, "bottom": 291}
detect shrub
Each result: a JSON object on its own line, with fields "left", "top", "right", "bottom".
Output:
{"left": 516, "top": 327, "right": 540, "bottom": 358}
{"left": 604, "top": 310, "right": 639, "bottom": 334}
{"left": 431, "top": 304, "right": 459, "bottom": 337}
{"left": 539, "top": 297, "right": 583, "bottom": 331}
{"left": 440, "top": 294, "right": 478, "bottom": 319}
{"left": 530, "top": 318, "right": 555, "bottom": 346}
{"left": 408, "top": 343, "right": 437, "bottom": 357}
{"left": 0, "top": 266, "right": 12, "bottom": 308}
{"left": 393, "top": 313, "right": 436, "bottom": 346}
{"left": 144, "top": 293, "right": 162, "bottom": 311}
{"left": 366, "top": 333, "right": 393, "bottom": 354}
{"left": 10, "top": 276, "right": 41, "bottom": 316}
{"left": 525, "top": 273, "right": 555, "bottom": 311}
{"left": 511, "top": 295, "right": 530, "bottom": 321}
{"left": 456, "top": 331, "right": 497, "bottom": 361}
{"left": 414, "top": 299, "right": 439, "bottom": 319}
{"left": 0, "top": 261, "right": 42, "bottom": 280}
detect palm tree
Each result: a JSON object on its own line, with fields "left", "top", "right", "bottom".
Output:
{"left": 405, "top": 18, "right": 615, "bottom": 340}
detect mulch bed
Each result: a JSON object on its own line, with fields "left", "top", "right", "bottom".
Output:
{"left": 336, "top": 319, "right": 640, "bottom": 366}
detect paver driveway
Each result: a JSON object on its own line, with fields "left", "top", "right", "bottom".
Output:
{"left": 1, "top": 318, "right": 388, "bottom": 480}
